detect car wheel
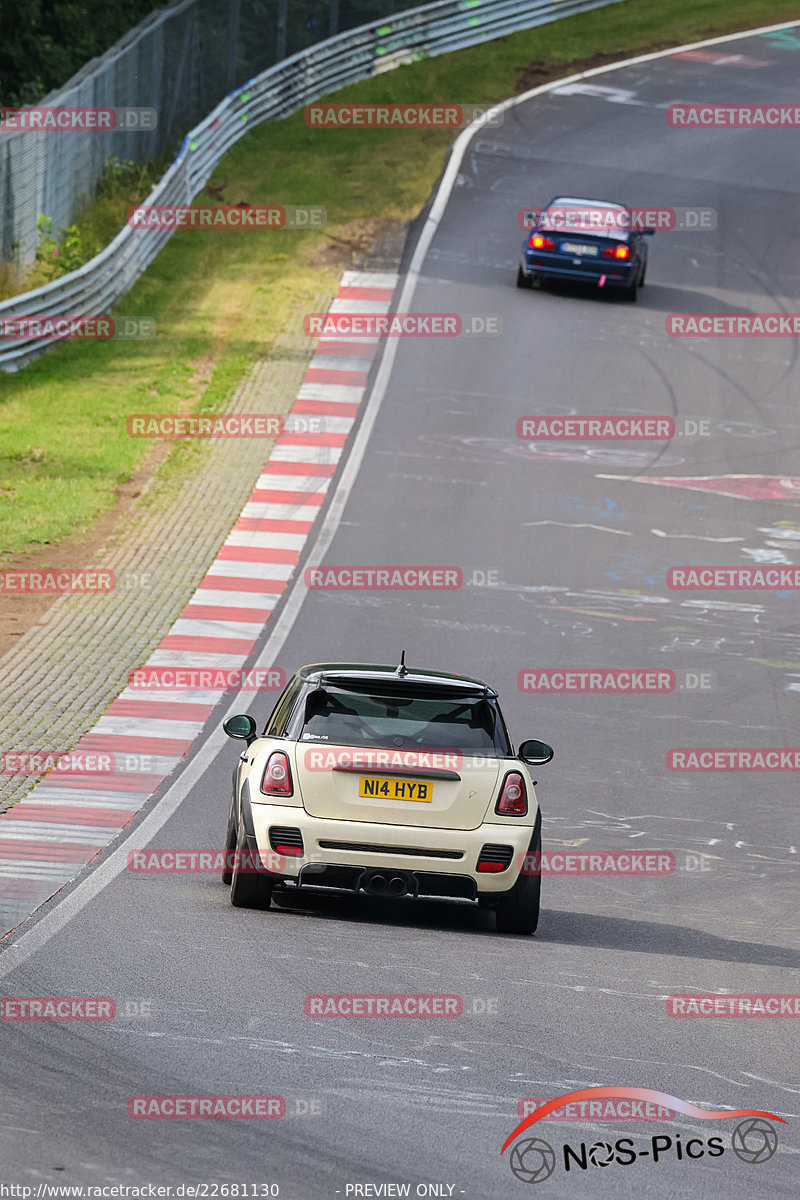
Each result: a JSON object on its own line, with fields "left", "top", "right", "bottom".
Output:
{"left": 622, "top": 275, "right": 639, "bottom": 302}
{"left": 516, "top": 265, "right": 532, "bottom": 289}
{"left": 221, "top": 798, "right": 237, "bottom": 885}
{"left": 229, "top": 818, "right": 273, "bottom": 910}
{"left": 495, "top": 824, "right": 541, "bottom": 935}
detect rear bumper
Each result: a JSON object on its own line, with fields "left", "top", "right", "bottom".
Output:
{"left": 522, "top": 253, "right": 637, "bottom": 287}
{"left": 248, "top": 802, "right": 537, "bottom": 893}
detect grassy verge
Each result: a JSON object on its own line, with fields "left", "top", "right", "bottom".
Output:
{"left": 1, "top": 0, "right": 799, "bottom": 556}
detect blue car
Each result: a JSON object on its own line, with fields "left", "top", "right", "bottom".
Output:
{"left": 516, "top": 196, "right": 653, "bottom": 301}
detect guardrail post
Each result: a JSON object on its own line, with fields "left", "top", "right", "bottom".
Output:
{"left": 276, "top": 0, "right": 289, "bottom": 60}
{"left": 227, "top": 0, "right": 240, "bottom": 92}
{"left": 328, "top": 0, "right": 340, "bottom": 39}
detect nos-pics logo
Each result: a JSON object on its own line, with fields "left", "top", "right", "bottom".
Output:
{"left": 501, "top": 1088, "right": 783, "bottom": 1183}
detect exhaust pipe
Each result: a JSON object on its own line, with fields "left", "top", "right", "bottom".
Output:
{"left": 363, "top": 871, "right": 410, "bottom": 897}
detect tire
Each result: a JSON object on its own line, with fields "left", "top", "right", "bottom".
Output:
{"left": 516, "top": 265, "right": 532, "bottom": 289}
{"left": 495, "top": 822, "right": 541, "bottom": 935}
{"left": 622, "top": 275, "right": 639, "bottom": 302}
{"left": 229, "top": 819, "right": 273, "bottom": 910}
{"left": 221, "top": 798, "right": 237, "bottom": 885}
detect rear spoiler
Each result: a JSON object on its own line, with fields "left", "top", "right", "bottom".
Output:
{"left": 317, "top": 674, "right": 495, "bottom": 699}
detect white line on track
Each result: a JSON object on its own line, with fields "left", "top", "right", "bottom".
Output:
{"left": 522, "top": 521, "right": 632, "bottom": 535}
{"left": 651, "top": 529, "right": 745, "bottom": 542}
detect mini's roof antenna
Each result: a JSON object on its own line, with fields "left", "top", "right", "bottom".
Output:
{"left": 396, "top": 649, "right": 408, "bottom": 678}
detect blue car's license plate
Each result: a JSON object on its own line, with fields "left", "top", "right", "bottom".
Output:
{"left": 561, "top": 242, "right": 598, "bottom": 256}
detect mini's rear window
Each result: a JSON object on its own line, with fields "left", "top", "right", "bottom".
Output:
{"left": 299, "top": 687, "right": 509, "bottom": 754}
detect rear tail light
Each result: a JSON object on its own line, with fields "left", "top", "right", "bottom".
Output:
{"left": 269, "top": 826, "right": 303, "bottom": 856}
{"left": 477, "top": 844, "right": 514, "bottom": 872}
{"left": 529, "top": 233, "right": 555, "bottom": 250}
{"left": 495, "top": 771, "right": 527, "bottom": 816}
{"left": 261, "top": 750, "right": 293, "bottom": 796}
{"left": 603, "top": 244, "right": 630, "bottom": 259}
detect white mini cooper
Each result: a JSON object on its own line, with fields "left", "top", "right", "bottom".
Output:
{"left": 221, "top": 659, "right": 553, "bottom": 934}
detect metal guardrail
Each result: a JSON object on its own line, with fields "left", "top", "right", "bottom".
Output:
{"left": 0, "top": 0, "right": 622, "bottom": 371}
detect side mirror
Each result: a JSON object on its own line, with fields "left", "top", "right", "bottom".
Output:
{"left": 223, "top": 714, "right": 257, "bottom": 745}
{"left": 518, "top": 738, "right": 554, "bottom": 765}
{"left": 643, "top": 228, "right": 655, "bottom": 236}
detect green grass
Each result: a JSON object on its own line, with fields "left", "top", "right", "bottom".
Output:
{"left": 2, "top": 0, "right": 799, "bottom": 556}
